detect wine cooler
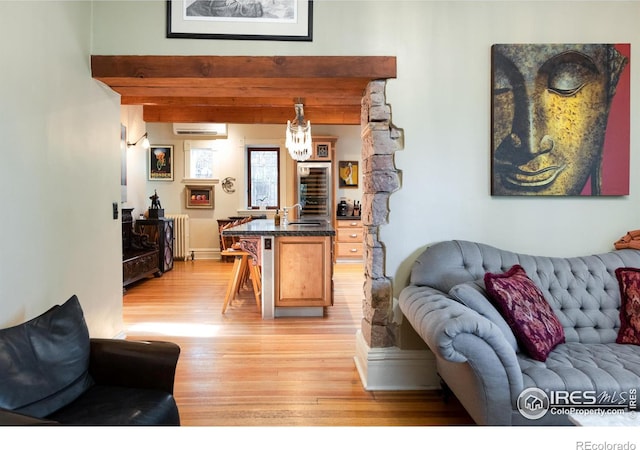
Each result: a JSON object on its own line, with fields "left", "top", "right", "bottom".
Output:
{"left": 296, "top": 162, "right": 332, "bottom": 219}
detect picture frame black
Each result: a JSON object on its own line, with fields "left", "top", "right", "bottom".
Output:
{"left": 149, "top": 145, "right": 174, "bottom": 181}
{"left": 316, "top": 143, "right": 329, "bottom": 159}
{"left": 338, "top": 161, "right": 358, "bottom": 188}
{"left": 166, "top": 0, "right": 313, "bottom": 41}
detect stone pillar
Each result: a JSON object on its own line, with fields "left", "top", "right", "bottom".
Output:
{"left": 360, "top": 80, "right": 402, "bottom": 348}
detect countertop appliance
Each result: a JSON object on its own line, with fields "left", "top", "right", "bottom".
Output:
{"left": 337, "top": 200, "right": 348, "bottom": 217}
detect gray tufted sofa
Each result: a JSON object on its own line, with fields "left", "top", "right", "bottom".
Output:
{"left": 399, "top": 240, "right": 640, "bottom": 426}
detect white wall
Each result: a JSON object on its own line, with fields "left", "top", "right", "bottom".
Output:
{"left": 0, "top": 1, "right": 123, "bottom": 336}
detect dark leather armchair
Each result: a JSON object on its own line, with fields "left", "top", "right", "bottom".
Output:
{"left": 0, "top": 296, "right": 180, "bottom": 426}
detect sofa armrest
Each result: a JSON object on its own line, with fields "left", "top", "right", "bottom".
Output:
{"left": 399, "top": 285, "right": 523, "bottom": 397}
{"left": 0, "top": 407, "right": 59, "bottom": 425}
{"left": 89, "top": 339, "right": 180, "bottom": 394}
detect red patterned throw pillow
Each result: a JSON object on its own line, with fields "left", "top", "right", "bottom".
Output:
{"left": 615, "top": 267, "right": 640, "bottom": 345}
{"left": 484, "top": 265, "right": 565, "bottom": 361}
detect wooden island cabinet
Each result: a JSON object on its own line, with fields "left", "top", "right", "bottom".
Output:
{"left": 221, "top": 219, "right": 335, "bottom": 318}
{"left": 274, "top": 235, "right": 333, "bottom": 308}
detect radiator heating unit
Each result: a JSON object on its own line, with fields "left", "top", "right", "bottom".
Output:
{"left": 166, "top": 214, "right": 190, "bottom": 261}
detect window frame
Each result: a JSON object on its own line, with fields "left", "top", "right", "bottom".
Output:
{"left": 183, "top": 140, "right": 218, "bottom": 182}
{"left": 247, "top": 146, "right": 281, "bottom": 209}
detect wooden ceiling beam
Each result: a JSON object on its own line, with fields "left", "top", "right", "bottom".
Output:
{"left": 90, "top": 55, "right": 396, "bottom": 125}
{"left": 110, "top": 85, "right": 365, "bottom": 100}
{"left": 142, "top": 105, "right": 362, "bottom": 125}
{"left": 121, "top": 96, "right": 362, "bottom": 107}
{"left": 92, "top": 77, "right": 372, "bottom": 89}
{"left": 91, "top": 56, "right": 397, "bottom": 80}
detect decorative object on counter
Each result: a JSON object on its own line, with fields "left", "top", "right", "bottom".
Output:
{"left": 221, "top": 177, "right": 236, "bottom": 193}
{"left": 338, "top": 161, "right": 358, "bottom": 188}
{"left": 274, "top": 209, "right": 281, "bottom": 226}
{"left": 337, "top": 200, "right": 348, "bottom": 217}
{"left": 186, "top": 184, "right": 214, "bottom": 209}
{"left": 352, "top": 201, "right": 361, "bottom": 217}
{"left": 285, "top": 102, "right": 312, "bottom": 161}
{"left": 148, "top": 189, "right": 164, "bottom": 218}
{"left": 148, "top": 145, "right": 174, "bottom": 181}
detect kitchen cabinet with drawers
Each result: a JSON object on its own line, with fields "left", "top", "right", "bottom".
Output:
{"left": 335, "top": 217, "right": 363, "bottom": 261}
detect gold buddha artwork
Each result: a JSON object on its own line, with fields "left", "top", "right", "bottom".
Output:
{"left": 491, "top": 44, "right": 629, "bottom": 196}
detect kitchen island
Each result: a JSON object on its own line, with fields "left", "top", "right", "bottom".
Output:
{"left": 222, "top": 219, "right": 335, "bottom": 319}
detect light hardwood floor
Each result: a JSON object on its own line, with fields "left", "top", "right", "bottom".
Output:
{"left": 122, "top": 259, "right": 474, "bottom": 426}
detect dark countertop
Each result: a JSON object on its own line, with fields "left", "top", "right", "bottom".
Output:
{"left": 221, "top": 219, "right": 335, "bottom": 237}
{"left": 336, "top": 216, "right": 361, "bottom": 221}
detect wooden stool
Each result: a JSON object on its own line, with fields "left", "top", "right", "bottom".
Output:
{"left": 221, "top": 249, "right": 261, "bottom": 314}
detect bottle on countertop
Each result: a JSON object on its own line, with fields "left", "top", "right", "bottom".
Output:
{"left": 274, "top": 209, "right": 281, "bottom": 226}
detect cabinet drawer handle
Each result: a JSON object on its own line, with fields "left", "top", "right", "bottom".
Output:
{"left": 350, "top": 222, "right": 358, "bottom": 226}
{"left": 350, "top": 248, "right": 358, "bottom": 252}
{"left": 350, "top": 234, "right": 358, "bottom": 238}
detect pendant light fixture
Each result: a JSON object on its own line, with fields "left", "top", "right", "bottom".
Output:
{"left": 285, "top": 102, "right": 312, "bottom": 161}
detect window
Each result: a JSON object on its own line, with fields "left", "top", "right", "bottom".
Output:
{"left": 190, "top": 147, "right": 214, "bottom": 179}
{"left": 247, "top": 147, "right": 280, "bottom": 208}
{"left": 183, "top": 141, "right": 217, "bottom": 180}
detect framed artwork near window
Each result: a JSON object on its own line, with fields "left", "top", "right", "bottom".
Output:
{"left": 338, "top": 161, "right": 358, "bottom": 188}
{"left": 186, "top": 185, "right": 214, "bottom": 209}
{"left": 149, "top": 145, "right": 174, "bottom": 181}
{"left": 166, "top": 0, "right": 313, "bottom": 41}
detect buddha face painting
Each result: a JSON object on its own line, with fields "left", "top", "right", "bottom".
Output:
{"left": 491, "top": 44, "right": 629, "bottom": 196}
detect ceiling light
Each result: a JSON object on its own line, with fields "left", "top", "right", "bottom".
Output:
{"left": 285, "top": 103, "right": 312, "bottom": 161}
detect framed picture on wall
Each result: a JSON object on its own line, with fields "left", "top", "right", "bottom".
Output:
{"left": 186, "top": 185, "right": 214, "bottom": 209}
{"left": 490, "top": 43, "right": 630, "bottom": 196}
{"left": 166, "top": 0, "right": 313, "bottom": 42}
{"left": 338, "top": 161, "right": 358, "bottom": 188}
{"left": 315, "top": 143, "right": 329, "bottom": 159}
{"left": 149, "top": 145, "right": 174, "bottom": 181}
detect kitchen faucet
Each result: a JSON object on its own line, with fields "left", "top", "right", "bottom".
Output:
{"left": 282, "top": 203, "right": 302, "bottom": 225}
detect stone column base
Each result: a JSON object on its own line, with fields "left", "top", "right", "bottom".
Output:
{"left": 354, "top": 329, "right": 440, "bottom": 390}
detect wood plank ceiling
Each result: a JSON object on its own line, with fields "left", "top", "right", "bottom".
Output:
{"left": 91, "top": 56, "right": 397, "bottom": 125}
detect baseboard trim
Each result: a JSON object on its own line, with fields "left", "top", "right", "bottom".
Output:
{"left": 354, "top": 329, "right": 440, "bottom": 390}
{"left": 188, "top": 248, "right": 218, "bottom": 260}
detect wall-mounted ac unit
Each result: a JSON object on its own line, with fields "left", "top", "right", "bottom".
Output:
{"left": 172, "top": 123, "right": 228, "bottom": 137}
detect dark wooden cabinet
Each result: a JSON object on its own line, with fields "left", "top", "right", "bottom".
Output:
{"left": 135, "top": 218, "right": 174, "bottom": 273}
{"left": 122, "top": 208, "right": 160, "bottom": 288}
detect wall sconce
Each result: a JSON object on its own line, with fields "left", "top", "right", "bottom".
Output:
{"left": 127, "top": 132, "right": 150, "bottom": 149}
